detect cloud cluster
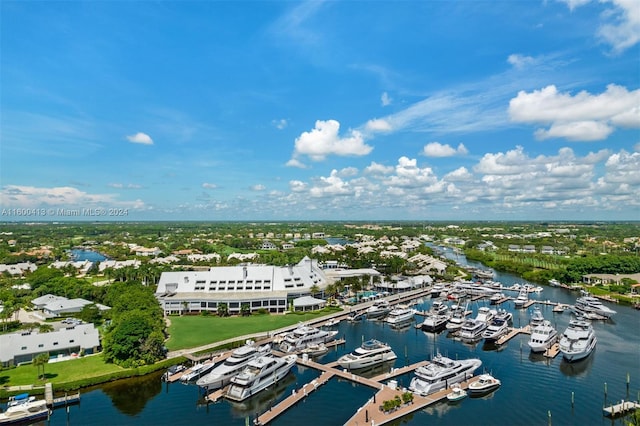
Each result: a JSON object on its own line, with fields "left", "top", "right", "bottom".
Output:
{"left": 422, "top": 142, "right": 468, "bottom": 157}
{"left": 1, "top": 185, "right": 144, "bottom": 209}
{"left": 509, "top": 84, "right": 640, "bottom": 141}
{"left": 289, "top": 119, "right": 373, "bottom": 163}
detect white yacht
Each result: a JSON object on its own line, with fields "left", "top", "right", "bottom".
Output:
{"left": 180, "top": 361, "right": 216, "bottom": 383}
{"left": 482, "top": 317, "right": 509, "bottom": 342}
{"left": 366, "top": 299, "right": 392, "bottom": 319}
{"left": 420, "top": 314, "right": 450, "bottom": 332}
{"left": 384, "top": 305, "right": 415, "bottom": 325}
{"left": 459, "top": 319, "right": 487, "bottom": 341}
{"left": 529, "top": 307, "right": 545, "bottom": 327}
{"left": 468, "top": 374, "right": 501, "bottom": 395}
{"left": 196, "top": 342, "right": 271, "bottom": 391}
{"left": 527, "top": 320, "right": 558, "bottom": 353}
{"left": 0, "top": 399, "right": 50, "bottom": 425}
{"left": 446, "top": 304, "right": 468, "bottom": 332}
{"left": 489, "top": 292, "right": 506, "bottom": 305}
{"left": 225, "top": 354, "right": 297, "bottom": 401}
{"left": 494, "top": 308, "right": 512, "bottom": 323}
{"left": 337, "top": 339, "right": 397, "bottom": 370}
{"left": 430, "top": 284, "right": 446, "bottom": 297}
{"left": 574, "top": 296, "right": 617, "bottom": 318}
{"left": 559, "top": 319, "right": 597, "bottom": 362}
{"left": 409, "top": 354, "right": 482, "bottom": 396}
{"left": 429, "top": 300, "right": 449, "bottom": 315}
{"left": 514, "top": 290, "right": 528, "bottom": 308}
{"left": 474, "top": 306, "right": 496, "bottom": 324}
{"left": 278, "top": 324, "right": 338, "bottom": 353}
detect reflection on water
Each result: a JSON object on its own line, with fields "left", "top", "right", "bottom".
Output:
{"left": 528, "top": 351, "right": 553, "bottom": 365}
{"left": 559, "top": 351, "right": 596, "bottom": 377}
{"left": 345, "top": 360, "right": 397, "bottom": 379}
{"left": 423, "top": 400, "right": 464, "bottom": 418}
{"left": 226, "top": 372, "right": 296, "bottom": 417}
{"left": 102, "top": 370, "right": 163, "bottom": 416}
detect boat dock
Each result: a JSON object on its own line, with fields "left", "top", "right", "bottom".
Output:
{"left": 44, "top": 383, "right": 81, "bottom": 408}
{"left": 603, "top": 400, "right": 640, "bottom": 417}
{"left": 496, "top": 325, "right": 530, "bottom": 346}
{"left": 543, "top": 343, "right": 560, "bottom": 358}
{"left": 344, "top": 375, "right": 482, "bottom": 426}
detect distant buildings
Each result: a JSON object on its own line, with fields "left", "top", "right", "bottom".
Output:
{"left": 0, "top": 262, "right": 37, "bottom": 276}
{"left": 31, "top": 294, "right": 110, "bottom": 319}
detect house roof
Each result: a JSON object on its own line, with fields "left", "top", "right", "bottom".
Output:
{"left": 292, "top": 296, "right": 326, "bottom": 307}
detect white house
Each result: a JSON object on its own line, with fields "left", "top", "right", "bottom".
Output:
{"left": 31, "top": 294, "right": 110, "bottom": 318}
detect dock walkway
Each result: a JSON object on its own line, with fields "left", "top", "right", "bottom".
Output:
{"left": 496, "top": 325, "right": 530, "bottom": 346}
{"left": 603, "top": 400, "right": 640, "bottom": 417}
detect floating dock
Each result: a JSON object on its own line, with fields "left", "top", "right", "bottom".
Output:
{"left": 496, "top": 325, "right": 530, "bottom": 346}
{"left": 603, "top": 400, "right": 640, "bottom": 417}
{"left": 544, "top": 342, "right": 560, "bottom": 358}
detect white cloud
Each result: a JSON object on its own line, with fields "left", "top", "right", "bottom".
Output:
{"left": 364, "top": 161, "right": 394, "bottom": 176}
{"left": 126, "top": 132, "right": 154, "bottom": 145}
{"left": 289, "top": 180, "right": 307, "bottom": 192}
{"left": 509, "top": 84, "right": 640, "bottom": 141}
{"left": 0, "top": 185, "right": 144, "bottom": 209}
{"left": 381, "top": 92, "right": 392, "bottom": 106}
{"left": 445, "top": 167, "right": 473, "bottom": 181}
{"left": 507, "top": 54, "right": 535, "bottom": 69}
{"left": 250, "top": 184, "right": 266, "bottom": 191}
{"left": 108, "top": 183, "right": 142, "bottom": 189}
{"left": 285, "top": 158, "right": 308, "bottom": 168}
{"left": 291, "top": 119, "right": 373, "bottom": 161}
{"left": 272, "top": 119, "right": 288, "bottom": 129}
{"left": 202, "top": 183, "right": 218, "bottom": 189}
{"left": 337, "top": 167, "right": 359, "bottom": 177}
{"left": 558, "top": 0, "right": 640, "bottom": 52}
{"left": 365, "top": 118, "right": 392, "bottom": 132}
{"left": 309, "top": 169, "right": 353, "bottom": 197}
{"left": 422, "top": 142, "right": 469, "bottom": 157}
{"left": 634, "top": 142, "right": 640, "bottom": 152}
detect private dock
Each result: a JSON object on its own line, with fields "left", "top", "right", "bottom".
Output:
{"left": 496, "top": 325, "right": 530, "bottom": 346}
{"left": 543, "top": 343, "right": 560, "bottom": 358}
{"left": 44, "top": 383, "right": 80, "bottom": 408}
{"left": 603, "top": 400, "right": 640, "bottom": 417}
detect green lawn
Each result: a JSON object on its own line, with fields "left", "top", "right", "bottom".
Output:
{"left": 165, "top": 309, "right": 341, "bottom": 351}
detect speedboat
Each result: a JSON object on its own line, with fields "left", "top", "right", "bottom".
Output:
{"left": 337, "top": 339, "right": 397, "bottom": 370}
{"left": 384, "top": 305, "right": 415, "bottom": 325}
{"left": 300, "top": 343, "right": 329, "bottom": 357}
{"left": 366, "top": 300, "right": 392, "bottom": 319}
{"left": 468, "top": 374, "right": 501, "bottom": 395}
{"left": 527, "top": 320, "right": 558, "bottom": 353}
{"left": 180, "top": 361, "right": 216, "bottom": 383}
{"left": 559, "top": 319, "right": 597, "bottom": 362}
{"left": 7, "top": 393, "right": 36, "bottom": 407}
{"left": 459, "top": 319, "right": 487, "bottom": 341}
{"left": 446, "top": 385, "right": 467, "bottom": 402}
{"left": 420, "top": 314, "right": 450, "bottom": 332}
{"left": 196, "top": 341, "right": 271, "bottom": 391}
{"left": 409, "top": 354, "right": 482, "bottom": 396}
{"left": 278, "top": 324, "right": 338, "bottom": 353}
{"left": 574, "top": 296, "right": 617, "bottom": 318}
{"left": 482, "top": 317, "right": 509, "bottom": 342}
{"left": 0, "top": 399, "right": 50, "bottom": 425}
{"left": 514, "top": 290, "right": 528, "bottom": 308}
{"left": 529, "top": 307, "right": 545, "bottom": 328}
{"left": 225, "top": 354, "right": 297, "bottom": 401}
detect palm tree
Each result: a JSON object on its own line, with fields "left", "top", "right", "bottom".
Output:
{"left": 33, "top": 353, "right": 49, "bottom": 380}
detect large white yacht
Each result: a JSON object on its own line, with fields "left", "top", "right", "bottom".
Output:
{"left": 574, "top": 296, "right": 617, "bottom": 318}
{"left": 384, "top": 305, "right": 415, "bottom": 325}
{"left": 474, "top": 306, "right": 496, "bottom": 324}
{"left": 482, "top": 317, "right": 509, "bottom": 342}
{"left": 366, "top": 299, "right": 392, "bottom": 319}
{"left": 225, "top": 354, "right": 297, "bottom": 401}
{"left": 337, "top": 339, "right": 397, "bottom": 370}
{"left": 529, "top": 307, "right": 545, "bottom": 327}
{"left": 409, "top": 354, "right": 482, "bottom": 396}
{"left": 559, "top": 319, "right": 597, "bottom": 362}
{"left": 514, "top": 290, "right": 528, "bottom": 308}
{"left": 196, "top": 341, "right": 271, "bottom": 391}
{"left": 527, "top": 320, "right": 558, "bottom": 353}
{"left": 278, "top": 324, "right": 338, "bottom": 353}
{"left": 420, "top": 314, "right": 450, "bottom": 332}
{"left": 445, "top": 304, "right": 468, "bottom": 332}
{"left": 459, "top": 319, "right": 487, "bottom": 341}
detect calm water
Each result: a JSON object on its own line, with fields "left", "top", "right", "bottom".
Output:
{"left": 69, "top": 249, "right": 107, "bottom": 262}
{"left": 38, "top": 250, "right": 640, "bottom": 425}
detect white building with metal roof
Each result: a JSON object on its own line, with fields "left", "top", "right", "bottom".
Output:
{"left": 155, "top": 257, "right": 329, "bottom": 315}
{"left": 0, "top": 323, "right": 101, "bottom": 367}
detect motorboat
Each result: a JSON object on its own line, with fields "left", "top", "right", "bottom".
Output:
{"left": 574, "top": 296, "right": 617, "bottom": 318}
{"left": 300, "top": 343, "right": 329, "bottom": 357}
{"left": 429, "top": 300, "right": 449, "bottom": 315}
{"left": 337, "top": 339, "right": 397, "bottom": 370}
{"left": 162, "top": 364, "right": 186, "bottom": 381}
{"left": 529, "top": 307, "right": 545, "bottom": 327}
{"left": 430, "top": 284, "right": 446, "bottom": 297}
{"left": 323, "top": 318, "right": 341, "bottom": 327}
{"left": 559, "top": 319, "right": 597, "bottom": 362}
{"left": 384, "top": 305, "right": 415, "bottom": 325}
{"left": 453, "top": 281, "right": 499, "bottom": 297}
{"left": 446, "top": 304, "right": 468, "bottom": 332}
{"left": 0, "top": 399, "right": 50, "bottom": 425}
{"left": 489, "top": 292, "right": 506, "bottom": 305}
{"left": 527, "top": 320, "right": 558, "bottom": 353}
{"left": 420, "top": 314, "right": 450, "bottom": 332}
{"left": 278, "top": 324, "right": 338, "bottom": 353}
{"left": 7, "top": 393, "right": 36, "bottom": 407}
{"left": 482, "top": 317, "right": 509, "bottom": 342}
{"left": 474, "top": 306, "right": 496, "bottom": 324}
{"left": 549, "top": 279, "right": 561, "bottom": 287}
{"left": 514, "top": 290, "right": 528, "bottom": 308}
{"left": 446, "top": 385, "right": 467, "bottom": 402}
{"left": 225, "top": 354, "right": 297, "bottom": 401}
{"left": 196, "top": 341, "right": 271, "bottom": 391}
{"left": 494, "top": 309, "right": 512, "bottom": 323}
{"left": 180, "top": 361, "right": 216, "bottom": 383}
{"left": 468, "top": 374, "right": 501, "bottom": 395}
{"left": 366, "top": 299, "right": 392, "bottom": 319}
{"left": 459, "top": 319, "right": 487, "bottom": 342}
{"left": 409, "top": 354, "right": 482, "bottom": 396}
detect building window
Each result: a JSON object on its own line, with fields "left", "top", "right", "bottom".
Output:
{"left": 230, "top": 302, "right": 239, "bottom": 308}
{"left": 38, "top": 344, "right": 44, "bottom": 348}
{"left": 21, "top": 346, "right": 27, "bottom": 350}
{"left": 201, "top": 302, "right": 207, "bottom": 308}
{"left": 252, "top": 301, "right": 261, "bottom": 307}
{"left": 69, "top": 340, "right": 75, "bottom": 343}
{"left": 207, "top": 302, "right": 216, "bottom": 308}
{"left": 53, "top": 342, "right": 59, "bottom": 346}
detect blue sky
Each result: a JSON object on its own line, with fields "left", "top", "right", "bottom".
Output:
{"left": 1, "top": 0, "right": 639, "bottom": 221}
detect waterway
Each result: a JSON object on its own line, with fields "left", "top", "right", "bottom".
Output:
{"left": 68, "top": 249, "right": 108, "bottom": 262}
{"left": 28, "top": 250, "right": 640, "bottom": 425}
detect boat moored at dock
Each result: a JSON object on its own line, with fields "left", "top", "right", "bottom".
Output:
{"left": 0, "top": 399, "right": 50, "bottom": 425}
{"left": 574, "top": 296, "right": 617, "bottom": 318}
{"left": 225, "top": 354, "right": 297, "bottom": 402}
{"left": 528, "top": 320, "right": 558, "bottom": 353}
{"left": 559, "top": 319, "right": 597, "bottom": 362}
{"left": 384, "top": 305, "right": 416, "bottom": 325}
{"left": 337, "top": 339, "right": 397, "bottom": 370}
{"left": 468, "top": 374, "right": 501, "bottom": 396}
{"left": 278, "top": 324, "right": 338, "bottom": 353}
{"left": 196, "top": 341, "right": 271, "bottom": 391}
{"left": 409, "top": 354, "right": 482, "bottom": 396}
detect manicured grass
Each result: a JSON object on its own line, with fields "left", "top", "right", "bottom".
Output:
{"left": 165, "top": 309, "right": 341, "bottom": 351}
